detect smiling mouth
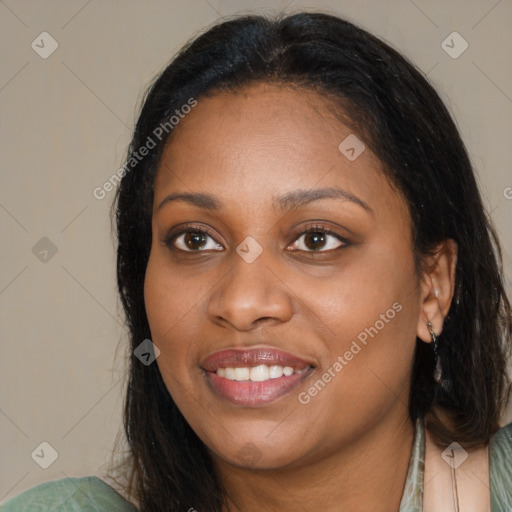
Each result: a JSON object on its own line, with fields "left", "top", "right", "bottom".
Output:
{"left": 201, "top": 347, "right": 315, "bottom": 406}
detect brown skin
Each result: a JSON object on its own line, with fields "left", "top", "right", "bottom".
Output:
{"left": 144, "top": 83, "right": 457, "bottom": 511}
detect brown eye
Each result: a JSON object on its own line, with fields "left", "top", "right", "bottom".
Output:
{"left": 167, "top": 228, "right": 223, "bottom": 252}
{"left": 184, "top": 231, "right": 208, "bottom": 250}
{"left": 304, "top": 231, "right": 328, "bottom": 250}
{"left": 290, "top": 226, "right": 348, "bottom": 252}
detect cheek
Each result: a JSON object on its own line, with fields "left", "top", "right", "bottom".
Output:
{"left": 300, "top": 242, "right": 420, "bottom": 417}
{"left": 143, "top": 252, "right": 204, "bottom": 391}
{"left": 297, "top": 301, "right": 418, "bottom": 448}
{"left": 144, "top": 248, "right": 212, "bottom": 344}
{"left": 311, "top": 236, "right": 418, "bottom": 345}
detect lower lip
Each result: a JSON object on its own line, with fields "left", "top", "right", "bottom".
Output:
{"left": 204, "top": 369, "right": 313, "bottom": 406}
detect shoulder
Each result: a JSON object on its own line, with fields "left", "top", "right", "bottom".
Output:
{"left": 0, "top": 475, "right": 137, "bottom": 512}
{"left": 489, "top": 422, "right": 512, "bottom": 511}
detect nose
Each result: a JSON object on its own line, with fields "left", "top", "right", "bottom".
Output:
{"left": 207, "top": 248, "right": 294, "bottom": 331}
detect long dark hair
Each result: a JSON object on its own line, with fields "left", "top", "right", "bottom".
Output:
{"left": 110, "top": 11, "right": 512, "bottom": 511}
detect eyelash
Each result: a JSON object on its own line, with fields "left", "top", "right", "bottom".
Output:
{"left": 163, "top": 223, "right": 350, "bottom": 254}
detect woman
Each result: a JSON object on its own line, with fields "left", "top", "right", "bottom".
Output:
{"left": 3, "top": 11, "right": 511, "bottom": 512}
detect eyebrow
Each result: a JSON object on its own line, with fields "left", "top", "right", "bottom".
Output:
{"left": 156, "top": 187, "right": 372, "bottom": 214}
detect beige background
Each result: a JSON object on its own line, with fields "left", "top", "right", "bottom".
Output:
{"left": 1, "top": 0, "right": 511, "bottom": 503}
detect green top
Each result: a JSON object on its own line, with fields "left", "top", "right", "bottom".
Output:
{"left": 2, "top": 422, "right": 511, "bottom": 511}
{"left": 0, "top": 475, "right": 137, "bottom": 511}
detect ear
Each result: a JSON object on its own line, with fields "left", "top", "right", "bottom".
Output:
{"left": 416, "top": 239, "right": 458, "bottom": 344}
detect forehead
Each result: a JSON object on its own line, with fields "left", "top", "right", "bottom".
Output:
{"left": 153, "top": 83, "right": 407, "bottom": 225}
{"left": 157, "top": 84, "right": 359, "bottom": 173}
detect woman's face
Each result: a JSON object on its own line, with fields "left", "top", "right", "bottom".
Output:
{"left": 144, "top": 83, "right": 423, "bottom": 470}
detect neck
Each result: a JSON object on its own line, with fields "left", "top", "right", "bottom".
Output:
{"left": 217, "top": 411, "right": 415, "bottom": 512}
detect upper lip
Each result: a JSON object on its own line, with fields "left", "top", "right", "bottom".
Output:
{"left": 201, "top": 346, "right": 315, "bottom": 372}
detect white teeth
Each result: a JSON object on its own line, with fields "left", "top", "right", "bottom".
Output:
{"left": 216, "top": 364, "right": 303, "bottom": 382}
{"left": 250, "top": 364, "right": 269, "bottom": 382}
{"left": 269, "top": 365, "right": 283, "bottom": 379}
{"left": 234, "top": 367, "right": 250, "bottom": 381}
